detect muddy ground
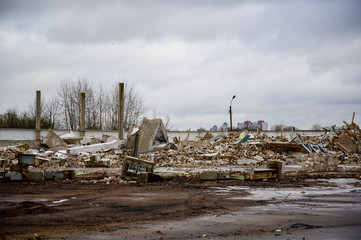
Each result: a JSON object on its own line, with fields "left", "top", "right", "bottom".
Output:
{"left": 1, "top": 172, "right": 361, "bottom": 240}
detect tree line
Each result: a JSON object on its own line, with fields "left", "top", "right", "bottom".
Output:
{"left": 0, "top": 78, "right": 146, "bottom": 131}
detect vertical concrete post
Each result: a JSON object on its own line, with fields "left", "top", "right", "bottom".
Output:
{"left": 36, "top": 91, "right": 41, "bottom": 142}
{"left": 133, "top": 132, "right": 139, "bottom": 157}
{"left": 80, "top": 92, "right": 85, "bottom": 137}
{"left": 118, "top": 83, "right": 124, "bottom": 139}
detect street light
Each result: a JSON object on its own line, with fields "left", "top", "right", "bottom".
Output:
{"left": 229, "top": 95, "right": 236, "bottom": 131}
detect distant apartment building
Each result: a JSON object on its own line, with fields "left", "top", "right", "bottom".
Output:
{"left": 258, "top": 120, "right": 268, "bottom": 130}
{"left": 237, "top": 120, "right": 268, "bottom": 131}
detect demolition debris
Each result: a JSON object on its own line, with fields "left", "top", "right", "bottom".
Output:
{"left": 1, "top": 114, "right": 360, "bottom": 184}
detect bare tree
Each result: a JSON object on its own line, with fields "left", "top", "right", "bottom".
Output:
{"left": 272, "top": 124, "right": 284, "bottom": 132}
{"left": 0, "top": 108, "right": 35, "bottom": 128}
{"left": 55, "top": 78, "right": 146, "bottom": 130}
{"left": 312, "top": 124, "right": 322, "bottom": 130}
{"left": 151, "top": 109, "right": 174, "bottom": 130}
{"left": 57, "top": 77, "right": 97, "bottom": 130}
{"left": 43, "top": 97, "right": 61, "bottom": 129}
{"left": 163, "top": 113, "right": 174, "bottom": 130}
{"left": 108, "top": 81, "right": 146, "bottom": 130}
{"left": 0, "top": 78, "right": 147, "bottom": 131}
{"left": 58, "top": 79, "right": 73, "bottom": 129}
{"left": 1, "top": 108, "right": 20, "bottom": 128}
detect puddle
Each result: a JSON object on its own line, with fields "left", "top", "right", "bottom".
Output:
{"left": 212, "top": 178, "right": 361, "bottom": 202}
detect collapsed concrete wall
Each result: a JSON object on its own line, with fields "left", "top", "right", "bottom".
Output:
{"left": 124, "top": 118, "right": 169, "bottom": 152}
{"left": 43, "top": 129, "right": 68, "bottom": 151}
{"left": 137, "top": 118, "right": 168, "bottom": 152}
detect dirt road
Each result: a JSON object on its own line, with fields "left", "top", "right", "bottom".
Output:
{"left": 1, "top": 174, "right": 361, "bottom": 240}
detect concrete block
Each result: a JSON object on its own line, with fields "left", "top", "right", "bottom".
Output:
{"left": 51, "top": 170, "right": 75, "bottom": 180}
{"left": 19, "top": 154, "right": 36, "bottom": 166}
{"left": 267, "top": 160, "right": 285, "bottom": 179}
{"left": 5, "top": 171, "right": 23, "bottom": 181}
{"left": 199, "top": 171, "right": 218, "bottom": 180}
{"left": 44, "top": 171, "right": 54, "bottom": 180}
{"left": 121, "top": 156, "right": 155, "bottom": 180}
{"left": 199, "top": 171, "right": 226, "bottom": 181}
{"left": 246, "top": 168, "right": 277, "bottom": 180}
{"left": 85, "top": 154, "right": 111, "bottom": 167}
{"left": 69, "top": 140, "right": 119, "bottom": 154}
{"left": 27, "top": 170, "right": 44, "bottom": 182}
{"left": 54, "top": 171, "right": 64, "bottom": 180}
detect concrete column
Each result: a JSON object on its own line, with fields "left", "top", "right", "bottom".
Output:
{"left": 36, "top": 91, "right": 41, "bottom": 141}
{"left": 118, "top": 83, "right": 124, "bottom": 139}
{"left": 80, "top": 92, "right": 85, "bottom": 137}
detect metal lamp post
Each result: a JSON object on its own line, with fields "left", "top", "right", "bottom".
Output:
{"left": 229, "top": 95, "right": 236, "bottom": 131}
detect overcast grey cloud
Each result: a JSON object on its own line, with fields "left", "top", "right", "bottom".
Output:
{"left": 0, "top": 0, "right": 360, "bottom": 130}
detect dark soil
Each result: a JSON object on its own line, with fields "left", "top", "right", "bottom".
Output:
{"left": 0, "top": 173, "right": 359, "bottom": 240}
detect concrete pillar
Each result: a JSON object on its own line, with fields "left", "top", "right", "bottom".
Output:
{"left": 80, "top": 92, "right": 85, "bottom": 137}
{"left": 118, "top": 83, "right": 124, "bottom": 139}
{"left": 36, "top": 90, "right": 41, "bottom": 141}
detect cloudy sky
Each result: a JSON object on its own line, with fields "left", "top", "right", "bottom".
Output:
{"left": 0, "top": 0, "right": 360, "bottom": 130}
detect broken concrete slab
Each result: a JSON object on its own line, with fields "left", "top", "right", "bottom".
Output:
{"left": 80, "top": 136, "right": 97, "bottom": 145}
{"left": 266, "top": 160, "right": 285, "bottom": 179}
{"left": 8, "top": 144, "right": 30, "bottom": 151}
{"left": 199, "top": 171, "right": 217, "bottom": 180}
{"left": 84, "top": 154, "right": 112, "bottom": 167}
{"left": 44, "top": 171, "right": 54, "bottom": 180}
{"left": 19, "top": 153, "right": 36, "bottom": 166}
{"left": 335, "top": 134, "right": 358, "bottom": 154}
{"left": 54, "top": 171, "right": 64, "bottom": 180}
{"left": 52, "top": 170, "right": 75, "bottom": 180}
{"left": 68, "top": 140, "right": 119, "bottom": 155}
{"left": 59, "top": 131, "right": 77, "bottom": 139}
{"left": 246, "top": 168, "right": 277, "bottom": 180}
{"left": 59, "top": 131, "right": 83, "bottom": 144}
{"left": 199, "top": 171, "right": 227, "bottom": 181}
{"left": 121, "top": 156, "right": 155, "bottom": 180}
{"left": 102, "top": 135, "right": 122, "bottom": 145}
{"left": 26, "top": 169, "right": 44, "bottom": 182}
{"left": 137, "top": 118, "right": 168, "bottom": 152}
{"left": 5, "top": 171, "right": 23, "bottom": 181}
{"left": 43, "top": 129, "right": 68, "bottom": 151}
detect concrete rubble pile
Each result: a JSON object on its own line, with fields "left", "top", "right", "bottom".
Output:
{"left": 1, "top": 116, "right": 360, "bottom": 183}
